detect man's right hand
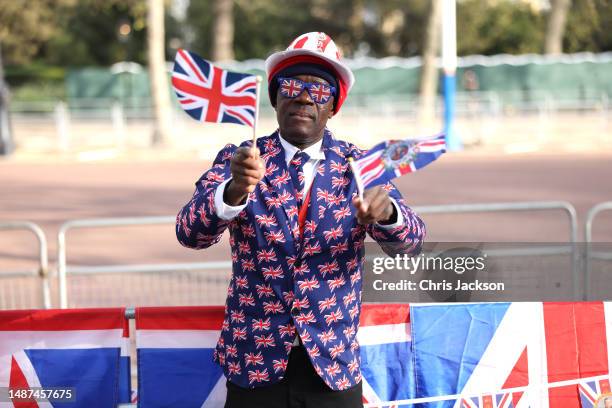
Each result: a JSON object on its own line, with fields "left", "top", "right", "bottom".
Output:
{"left": 224, "top": 146, "right": 265, "bottom": 206}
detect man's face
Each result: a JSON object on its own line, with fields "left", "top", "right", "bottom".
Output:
{"left": 275, "top": 74, "right": 335, "bottom": 149}
{"left": 604, "top": 398, "right": 612, "bottom": 408}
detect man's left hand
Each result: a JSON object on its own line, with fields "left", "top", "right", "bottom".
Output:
{"left": 352, "top": 186, "right": 397, "bottom": 225}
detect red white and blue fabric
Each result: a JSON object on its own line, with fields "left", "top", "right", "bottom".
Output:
{"left": 176, "top": 129, "right": 425, "bottom": 390}
{"left": 0, "top": 308, "right": 131, "bottom": 408}
{"left": 132, "top": 303, "right": 612, "bottom": 407}
{"left": 411, "top": 302, "right": 612, "bottom": 408}
{"left": 460, "top": 393, "right": 514, "bottom": 408}
{"left": 578, "top": 376, "right": 611, "bottom": 408}
{"left": 135, "top": 306, "right": 226, "bottom": 408}
{"left": 133, "top": 304, "right": 412, "bottom": 408}
{"left": 358, "top": 304, "right": 412, "bottom": 408}
{"left": 352, "top": 133, "right": 446, "bottom": 188}
{"left": 172, "top": 49, "right": 257, "bottom": 127}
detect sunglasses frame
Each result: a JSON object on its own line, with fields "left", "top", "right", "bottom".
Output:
{"left": 276, "top": 77, "right": 336, "bottom": 105}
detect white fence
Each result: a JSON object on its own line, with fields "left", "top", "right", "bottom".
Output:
{"left": 8, "top": 92, "right": 611, "bottom": 154}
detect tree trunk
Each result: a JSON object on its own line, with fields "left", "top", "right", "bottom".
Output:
{"left": 212, "top": 0, "right": 234, "bottom": 62}
{"left": 148, "top": 0, "right": 172, "bottom": 146}
{"left": 545, "top": 0, "right": 571, "bottom": 55}
{"left": 419, "top": 0, "right": 442, "bottom": 126}
{"left": 348, "top": 0, "right": 365, "bottom": 49}
{"left": 0, "top": 41, "right": 14, "bottom": 156}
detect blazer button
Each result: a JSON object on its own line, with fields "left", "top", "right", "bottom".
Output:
{"left": 291, "top": 307, "right": 299, "bottom": 316}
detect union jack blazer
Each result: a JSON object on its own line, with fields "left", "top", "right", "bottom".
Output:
{"left": 176, "top": 129, "right": 425, "bottom": 390}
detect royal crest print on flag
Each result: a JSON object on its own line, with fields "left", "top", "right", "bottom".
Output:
{"left": 0, "top": 308, "right": 130, "bottom": 408}
{"left": 352, "top": 133, "right": 446, "bottom": 188}
{"left": 172, "top": 49, "right": 257, "bottom": 127}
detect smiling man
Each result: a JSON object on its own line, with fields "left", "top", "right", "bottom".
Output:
{"left": 176, "top": 32, "right": 425, "bottom": 408}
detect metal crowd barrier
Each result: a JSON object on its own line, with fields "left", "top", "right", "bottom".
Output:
{"left": 57, "top": 216, "right": 232, "bottom": 309}
{"left": 412, "top": 201, "right": 580, "bottom": 298}
{"left": 0, "top": 221, "right": 51, "bottom": 309}
{"left": 585, "top": 201, "right": 612, "bottom": 300}
{"left": 412, "top": 201, "right": 577, "bottom": 243}
{"left": 56, "top": 201, "right": 579, "bottom": 308}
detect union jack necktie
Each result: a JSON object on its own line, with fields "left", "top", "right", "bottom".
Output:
{"left": 288, "top": 151, "right": 310, "bottom": 208}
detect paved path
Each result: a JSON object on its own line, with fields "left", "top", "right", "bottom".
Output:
{"left": 1, "top": 151, "right": 610, "bottom": 272}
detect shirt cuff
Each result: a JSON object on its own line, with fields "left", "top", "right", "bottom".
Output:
{"left": 375, "top": 198, "right": 404, "bottom": 229}
{"left": 214, "top": 178, "right": 249, "bottom": 221}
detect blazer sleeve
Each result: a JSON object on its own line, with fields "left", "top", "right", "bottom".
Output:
{"left": 175, "top": 143, "right": 238, "bottom": 249}
{"left": 365, "top": 181, "right": 426, "bottom": 257}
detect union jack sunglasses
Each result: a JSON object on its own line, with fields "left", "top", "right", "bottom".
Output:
{"left": 277, "top": 77, "right": 336, "bottom": 105}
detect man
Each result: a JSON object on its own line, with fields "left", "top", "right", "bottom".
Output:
{"left": 176, "top": 32, "right": 425, "bottom": 408}
{"left": 604, "top": 396, "right": 612, "bottom": 408}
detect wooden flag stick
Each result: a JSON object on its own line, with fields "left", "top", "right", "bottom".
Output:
{"left": 348, "top": 157, "right": 364, "bottom": 202}
{"left": 252, "top": 76, "right": 263, "bottom": 152}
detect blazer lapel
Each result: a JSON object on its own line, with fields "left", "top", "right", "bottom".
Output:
{"left": 302, "top": 129, "right": 352, "bottom": 247}
{"left": 260, "top": 131, "right": 301, "bottom": 243}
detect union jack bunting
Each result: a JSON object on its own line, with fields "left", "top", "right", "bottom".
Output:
{"left": 578, "top": 376, "right": 612, "bottom": 408}
{"left": 172, "top": 49, "right": 257, "bottom": 127}
{"left": 460, "top": 393, "right": 514, "bottom": 408}
{"left": 352, "top": 133, "right": 446, "bottom": 189}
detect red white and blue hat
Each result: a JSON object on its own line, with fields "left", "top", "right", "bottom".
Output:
{"left": 265, "top": 32, "right": 355, "bottom": 113}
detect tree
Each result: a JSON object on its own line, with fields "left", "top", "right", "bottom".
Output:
{"left": 212, "top": 0, "right": 235, "bottom": 61}
{"left": 44, "top": 0, "right": 148, "bottom": 66}
{"left": 563, "top": 0, "right": 611, "bottom": 53}
{"left": 456, "top": 0, "right": 544, "bottom": 55}
{"left": 419, "top": 0, "right": 441, "bottom": 126}
{"left": 0, "top": 0, "right": 76, "bottom": 65}
{"left": 231, "top": 0, "right": 313, "bottom": 60}
{"left": 545, "top": 0, "right": 571, "bottom": 54}
{"left": 0, "top": 0, "right": 151, "bottom": 67}
{"left": 0, "top": 0, "right": 74, "bottom": 155}
{"left": 147, "top": 0, "right": 172, "bottom": 146}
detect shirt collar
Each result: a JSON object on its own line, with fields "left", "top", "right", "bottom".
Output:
{"left": 278, "top": 133, "right": 326, "bottom": 165}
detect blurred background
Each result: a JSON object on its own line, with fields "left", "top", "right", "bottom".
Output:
{"left": 0, "top": 0, "right": 611, "bottom": 310}
{"left": 1, "top": 0, "right": 611, "bottom": 155}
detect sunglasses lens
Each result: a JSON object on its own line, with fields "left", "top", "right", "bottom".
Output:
{"left": 277, "top": 77, "right": 334, "bottom": 104}
{"left": 280, "top": 78, "right": 304, "bottom": 98}
{"left": 307, "top": 83, "right": 332, "bottom": 104}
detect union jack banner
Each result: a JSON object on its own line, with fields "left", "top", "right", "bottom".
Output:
{"left": 172, "top": 49, "right": 257, "bottom": 127}
{"left": 351, "top": 133, "right": 446, "bottom": 188}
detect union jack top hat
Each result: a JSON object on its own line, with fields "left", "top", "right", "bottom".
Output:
{"left": 265, "top": 32, "right": 355, "bottom": 113}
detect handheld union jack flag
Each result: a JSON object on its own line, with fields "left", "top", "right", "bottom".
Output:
{"left": 172, "top": 49, "right": 258, "bottom": 127}
{"left": 350, "top": 133, "right": 446, "bottom": 194}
